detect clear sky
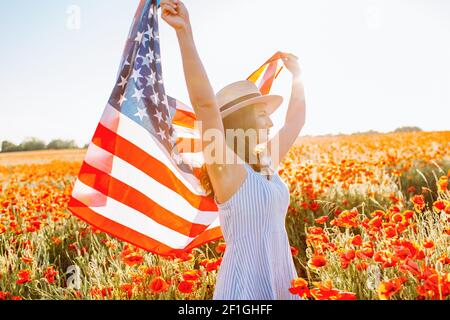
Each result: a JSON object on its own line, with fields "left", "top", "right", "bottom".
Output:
{"left": 0, "top": 0, "right": 449, "bottom": 147}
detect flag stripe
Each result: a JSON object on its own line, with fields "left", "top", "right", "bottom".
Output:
{"left": 259, "top": 61, "right": 278, "bottom": 95}
{"left": 71, "top": 179, "right": 193, "bottom": 248}
{"left": 173, "top": 123, "right": 200, "bottom": 139}
{"left": 185, "top": 226, "right": 223, "bottom": 250}
{"left": 84, "top": 142, "right": 218, "bottom": 224}
{"left": 75, "top": 160, "right": 211, "bottom": 238}
{"left": 99, "top": 103, "right": 206, "bottom": 196}
{"left": 173, "top": 108, "right": 196, "bottom": 129}
{"left": 68, "top": 196, "right": 183, "bottom": 256}
{"left": 90, "top": 123, "right": 217, "bottom": 212}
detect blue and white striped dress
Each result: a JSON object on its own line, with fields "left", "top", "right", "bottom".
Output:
{"left": 212, "top": 162, "right": 301, "bottom": 300}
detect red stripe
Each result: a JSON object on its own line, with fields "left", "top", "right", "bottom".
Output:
{"left": 92, "top": 123, "right": 217, "bottom": 211}
{"left": 77, "top": 160, "right": 209, "bottom": 238}
{"left": 186, "top": 226, "right": 223, "bottom": 250}
{"left": 247, "top": 51, "right": 287, "bottom": 83}
{"left": 173, "top": 108, "right": 196, "bottom": 129}
{"left": 259, "top": 61, "right": 278, "bottom": 95}
{"left": 68, "top": 196, "right": 187, "bottom": 257}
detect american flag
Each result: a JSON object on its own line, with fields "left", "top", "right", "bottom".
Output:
{"left": 68, "top": 0, "right": 288, "bottom": 258}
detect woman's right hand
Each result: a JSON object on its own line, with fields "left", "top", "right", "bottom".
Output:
{"left": 160, "top": 0, "right": 190, "bottom": 32}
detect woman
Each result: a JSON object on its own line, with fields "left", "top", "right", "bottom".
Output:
{"left": 161, "top": 0, "right": 306, "bottom": 300}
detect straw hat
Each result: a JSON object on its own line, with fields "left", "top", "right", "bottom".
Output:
{"left": 216, "top": 80, "right": 283, "bottom": 119}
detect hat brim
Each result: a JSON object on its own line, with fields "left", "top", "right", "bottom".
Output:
{"left": 220, "top": 94, "right": 283, "bottom": 119}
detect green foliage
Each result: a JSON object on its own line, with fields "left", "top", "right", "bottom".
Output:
{"left": 0, "top": 138, "right": 80, "bottom": 153}
{"left": 393, "top": 126, "right": 422, "bottom": 133}
{"left": 47, "top": 139, "right": 77, "bottom": 150}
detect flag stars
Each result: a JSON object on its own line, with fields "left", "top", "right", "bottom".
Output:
{"left": 150, "top": 92, "right": 159, "bottom": 105}
{"left": 144, "top": 28, "right": 151, "bottom": 37}
{"left": 144, "top": 28, "right": 153, "bottom": 41}
{"left": 130, "top": 68, "right": 143, "bottom": 83}
{"left": 134, "top": 106, "right": 148, "bottom": 122}
{"left": 135, "top": 31, "right": 144, "bottom": 43}
{"left": 132, "top": 88, "right": 145, "bottom": 102}
{"left": 141, "top": 55, "right": 151, "bottom": 69}
{"left": 148, "top": 28, "right": 155, "bottom": 40}
{"left": 117, "top": 76, "right": 128, "bottom": 89}
{"left": 156, "top": 127, "right": 167, "bottom": 141}
{"left": 161, "top": 95, "right": 170, "bottom": 114}
{"left": 153, "top": 109, "right": 164, "bottom": 124}
{"left": 142, "top": 35, "right": 150, "bottom": 47}
{"left": 146, "top": 70, "right": 156, "bottom": 86}
{"left": 147, "top": 51, "right": 155, "bottom": 63}
{"left": 118, "top": 94, "right": 127, "bottom": 106}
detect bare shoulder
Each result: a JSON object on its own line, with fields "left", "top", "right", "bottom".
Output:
{"left": 206, "top": 162, "right": 248, "bottom": 205}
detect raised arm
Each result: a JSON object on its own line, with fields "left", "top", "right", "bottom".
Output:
{"left": 161, "top": 0, "right": 215, "bottom": 108}
{"left": 160, "top": 0, "right": 247, "bottom": 202}
{"left": 267, "top": 54, "right": 306, "bottom": 169}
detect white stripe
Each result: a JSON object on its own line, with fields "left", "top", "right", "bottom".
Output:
{"left": 72, "top": 179, "right": 192, "bottom": 248}
{"left": 99, "top": 104, "right": 205, "bottom": 195}
{"left": 173, "top": 124, "right": 200, "bottom": 139}
{"left": 84, "top": 143, "right": 217, "bottom": 225}
{"left": 204, "top": 216, "right": 220, "bottom": 230}
{"left": 174, "top": 98, "right": 195, "bottom": 113}
{"left": 179, "top": 151, "right": 204, "bottom": 168}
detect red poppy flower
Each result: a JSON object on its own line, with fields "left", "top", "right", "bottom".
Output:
{"left": 149, "top": 277, "right": 169, "bottom": 293}
{"left": 411, "top": 195, "right": 426, "bottom": 212}
{"left": 308, "top": 255, "right": 327, "bottom": 269}
{"left": 182, "top": 270, "right": 201, "bottom": 281}
{"left": 120, "top": 284, "right": 133, "bottom": 299}
{"left": 378, "top": 277, "right": 407, "bottom": 300}
{"left": 356, "top": 262, "right": 368, "bottom": 271}
{"left": 215, "top": 242, "right": 226, "bottom": 254}
{"left": 423, "top": 239, "right": 435, "bottom": 249}
{"left": 310, "top": 281, "right": 357, "bottom": 300}
{"left": 43, "top": 266, "right": 58, "bottom": 284}
{"left": 289, "top": 278, "right": 311, "bottom": 298}
{"left": 178, "top": 280, "right": 194, "bottom": 294}
{"left": 309, "top": 202, "right": 320, "bottom": 211}
{"left": 351, "top": 235, "right": 363, "bottom": 246}
{"left": 315, "top": 216, "right": 329, "bottom": 224}
{"left": 433, "top": 200, "right": 450, "bottom": 214}
{"left": 437, "top": 176, "right": 448, "bottom": 192}
{"left": 308, "top": 227, "right": 324, "bottom": 235}
{"left": 16, "top": 269, "right": 31, "bottom": 284}
{"left": 0, "top": 291, "right": 11, "bottom": 300}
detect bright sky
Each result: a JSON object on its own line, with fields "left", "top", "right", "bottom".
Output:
{"left": 0, "top": 0, "right": 449, "bottom": 147}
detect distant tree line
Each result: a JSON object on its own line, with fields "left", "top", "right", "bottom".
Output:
{"left": 1, "top": 126, "right": 424, "bottom": 152}
{"left": 301, "top": 126, "right": 423, "bottom": 138}
{"left": 1, "top": 138, "right": 89, "bottom": 153}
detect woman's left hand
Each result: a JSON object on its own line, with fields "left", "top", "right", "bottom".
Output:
{"left": 281, "top": 53, "right": 302, "bottom": 77}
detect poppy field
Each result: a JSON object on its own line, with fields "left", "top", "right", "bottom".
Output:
{"left": 0, "top": 131, "right": 449, "bottom": 300}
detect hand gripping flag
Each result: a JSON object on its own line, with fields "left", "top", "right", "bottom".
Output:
{"left": 68, "top": 0, "right": 288, "bottom": 258}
